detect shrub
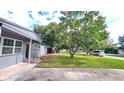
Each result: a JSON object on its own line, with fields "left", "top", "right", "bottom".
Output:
{"left": 104, "top": 48, "right": 118, "bottom": 54}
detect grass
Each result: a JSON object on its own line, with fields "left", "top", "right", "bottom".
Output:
{"left": 37, "top": 52, "right": 124, "bottom": 69}
{"left": 108, "top": 54, "right": 124, "bottom": 58}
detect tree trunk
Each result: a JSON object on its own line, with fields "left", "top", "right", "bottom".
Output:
{"left": 86, "top": 49, "right": 89, "bottom": 55}
{"left": 69, "top": 48, "right": 77, "bottom": 58}
{"left": 69, "top": 50, "right": 75, "bottom": 58}
{"left": 70, "top": 53, "right": 74, "bottom": 58}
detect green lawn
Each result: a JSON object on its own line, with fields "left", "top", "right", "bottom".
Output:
{"left": 37, "top": 53, "right": 124, "bottom": 69}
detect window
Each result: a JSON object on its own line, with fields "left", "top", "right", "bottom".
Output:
{"left": 2, "top": 47, "right": 13, "bottom": 54}
{"left": 38, "top": 44, "right": 40, "bottom": 49}
{"left": 33, "top": 43, "right": 40, "bottom": 51}
{"left": 15, "top": 41, "right": 22, "bottom": 47}
{"left": 15, "top": 41, "right": 22, "bottom": 53}
{"left": 3, "top": 38, "right": 14, "bottom": 46}
{"left": 2, "top": 38, "right": 14, "bottom": 54}
{"left": 1, "top": 37, "right": 23, "bottom": 55}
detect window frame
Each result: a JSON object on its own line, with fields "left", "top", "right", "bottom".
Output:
{"left": 14, "top": 40, "right": 23, "bottom": 54}
{"left": 34, "top": 43, "right": 40, "bottom": 52}
{"left": 0, "top": 36, "right": 23, "bottom": 56}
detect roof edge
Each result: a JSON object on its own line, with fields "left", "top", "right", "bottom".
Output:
{"left": 0, "top": 17, "right": 37, "bottom": 35}
{"left": 0, "top": 17, "right": 40, "bottom": 41}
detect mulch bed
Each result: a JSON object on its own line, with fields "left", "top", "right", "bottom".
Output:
{"left": 40, "top": 55, "right": 55, "bottom": 61}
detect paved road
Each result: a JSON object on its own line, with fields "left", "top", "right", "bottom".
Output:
{"left": 16, "top": 68, "right": 124, "bottom": 81}
{"left": 104, "top": 56, "right": 124, "bottom": 60}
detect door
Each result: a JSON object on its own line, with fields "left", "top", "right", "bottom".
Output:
{"left": 25, "top": 43, "right": 29, "bottom": 58}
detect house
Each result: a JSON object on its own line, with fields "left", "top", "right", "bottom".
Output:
{"left": 118, "top": 49, "right": 124, "bottom": 54}
{"left": 0, "top": 17, "right": 47, "bottom": 69}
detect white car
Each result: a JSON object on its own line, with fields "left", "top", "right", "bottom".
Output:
{"left": 90, "top": 50, "right": 105, "bottom": 57}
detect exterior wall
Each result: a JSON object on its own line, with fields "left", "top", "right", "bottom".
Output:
{"left": 31, "top": 42, "right": 39, "bottom": 58}
{"left": 0, "top": 40, "right": 27, "bottom": 69}
{"left": 118, "top": 50, "right": 124, "bottom": 54}
{"left": 0, "top": 37, "right": 2, "bottom": 55}
{"left": 22, "top": 41, "right": 27, "bottom": 60}
{"left": 31, "top": 43, "right": 47, "bottom": 58}
{"left": 0, "top": 28, "right": 29, "bottom": 69}
{"left": 0, "top": 19, "right": 41, "bottom": 69}
{"left": 0, "top": 54, "right": 23, "bottom": 69}
{"left": 39, "top": 45, "right": 47, "bottom": 57}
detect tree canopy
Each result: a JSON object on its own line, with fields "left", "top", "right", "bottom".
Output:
{"left": 59, "top": 11, "right": 109, "bottom": 57}
{"left": 34, "top": 22, "right": 59, "bottom": 49}
{"left": 34, "top": 11, "right": 109, "bottom": 58}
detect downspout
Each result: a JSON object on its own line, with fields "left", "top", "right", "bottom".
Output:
{"left": 28, "top": 39, "right": 32, "bottom": 63}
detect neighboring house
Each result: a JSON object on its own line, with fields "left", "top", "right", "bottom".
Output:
{"left": 118, "top": 49, "right": 124, "bottom": 54}
{"left": 0, "top": 17, "right": 47, "bottom": 69}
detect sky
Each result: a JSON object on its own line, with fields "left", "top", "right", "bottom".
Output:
{"left": 0, "top": 0, "right": 124, "bottom": 44}
{"left": 0, "top": 11, "right": 62, "bottom": 29}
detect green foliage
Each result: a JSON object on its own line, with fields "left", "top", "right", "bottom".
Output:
{"left": 118, "top": 47, "right": 124, "bottom": 50}
{"left": 34, "top": 22, "right": 59, "bottom": 48}
{"left": 104, "top": 48, "right": 118, "bottom": 54}
{"left": 34, "top": 11, "right": 109, "bottom": 58}
{"left": 59, "top": 11, "right": 84, "bottom": 58}
{"left": 80, "top": 11, "right": 109, "bottom": 53}
{"left": 60, "top": 11, "right": 109, "bottom": 57}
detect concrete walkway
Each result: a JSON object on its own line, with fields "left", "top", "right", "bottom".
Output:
{"left": 104, "top": 55, "right": 124, "bottom": 60}
{"left": 0, "top": 63, "right": 36, "bottom": 81}
{"left": 16, "top": 68, "right": 124, "bottom": 81}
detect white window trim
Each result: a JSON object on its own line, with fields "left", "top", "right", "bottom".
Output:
{"left": 13, "top": 39, "right": 16, "bottom": 54}
{"left": 14, "top": 40, "right": 23, "bottom": 54}
{"left": 0, "top": 36, "right": 23, "bottom": 56}
{"left": 0, "top": 37, "right": 3, "bottom": 56}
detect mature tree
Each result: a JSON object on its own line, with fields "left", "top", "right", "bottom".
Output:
{"left": 34, "top": 22, "right": 59, "bottom": 52}
{"left": 118, "top": 35, "right": 124, "bottom": 49}
{"left": 60, "top": 11, "right": 83, "bottom": 58}
{"left": 34, "top": 11, "right": 109, "bottom": 58}
{"left": 60, "top": 11, "right": 109, "bottom": 57}
{"left": 79, "top": 11, "right": 109, "bottom": 54}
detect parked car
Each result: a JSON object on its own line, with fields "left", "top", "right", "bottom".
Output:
{"left": 90, "top": 50, "right": 105, "bottom": 57}
{"left": 59, "top": 49, "right": 67, "bottom": 53}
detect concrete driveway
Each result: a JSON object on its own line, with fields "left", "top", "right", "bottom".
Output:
{"left": 16, "top": 68, "right": 124, "bottom": 81}
{"left": 0, "top": 63, "right": 36, "bottom": 81}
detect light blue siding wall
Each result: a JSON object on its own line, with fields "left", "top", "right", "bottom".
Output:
{"left": 0, "top": 42, "right": 26, "bottom": 69}
{"left": 0, "top": 28, "right": 28, "bottom": 69}
{"left": 0, "top": 54, "right": 23, "bottom": 69}
{"left": 0, "top": 41, "right": 26, "bottom": 69}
